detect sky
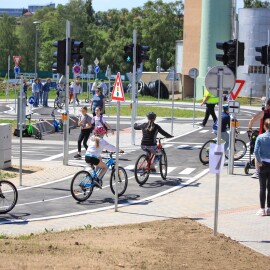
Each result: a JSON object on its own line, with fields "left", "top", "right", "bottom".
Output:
{"left": 0, "top": 0, "right": 244, "bottom": 12}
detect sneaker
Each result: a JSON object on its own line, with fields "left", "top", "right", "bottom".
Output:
{"left": 94, "top": 179, "right": 102, "bottom": 189}
{"left": 251, "top": 171, "right": 259, "bottom": 179}
{"left": 256, "top": 209, "right": 266, "bottom": 216}
{"left": 74, "top": 154, "right": 81, "bottom": 159}
{"left": 198, "top": 123, "right": 205, "bottom": 127}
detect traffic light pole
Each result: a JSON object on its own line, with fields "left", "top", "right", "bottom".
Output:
{"left": 63, "top": 20, "right": 70, "bottom": 166}
{"left": 266, "top": 31, "right": 270, "bottom": 100}
{"left": 131, "top": 29, "right": 137, "bottom": 145}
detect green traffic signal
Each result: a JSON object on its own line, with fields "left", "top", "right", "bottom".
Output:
{"left": 123, "top": 44, "right": 133, "bottom": 63}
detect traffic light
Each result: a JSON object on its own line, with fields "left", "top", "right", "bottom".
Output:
{"left": 216, "top": 39, "right": 245, "bottom": 75}
{"left": 255, "top": 45, "right": 268, "bottom": 66}
{"left": 123, "top": 44, "right": 133, "bottom": 63}
{"left": 52, "top": 39, "right": 66, "bottom": 74}
{"left": 70, "top": 40, "right": 84, "bottom": 63}
{"left": 137, "top": 45, "right": 150, "bottom": 67}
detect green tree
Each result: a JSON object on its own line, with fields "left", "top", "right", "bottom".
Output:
{"left": 85, "top": 0, "right": 95, "bottom": 24}
{"left": 244, "top": 0, "right": 270, "bottom": 7}
{"left": 0, "top": 15, "right": 19, "bottom": 71}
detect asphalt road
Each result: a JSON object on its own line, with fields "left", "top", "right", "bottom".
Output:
{"left": 0, "top": 100, "right": 259, "bottom": 223}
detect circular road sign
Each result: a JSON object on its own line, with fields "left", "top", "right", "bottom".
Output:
{"left": 73, "top": 65, "right": 81, "bottom": 74}
{"left": 188, "top": 68, "right": 199, "bottom": 79}
{"left": 94, "top": 65, "right": 100, "bottom": 73}
{"left": 205, "top": 66, "right": 235, "bottom": 97}
{"left": 28, "top": 96, "right": 35, "bottom": 105}
{"left": 14, "top": 66, "right": 20, "bottom": 75}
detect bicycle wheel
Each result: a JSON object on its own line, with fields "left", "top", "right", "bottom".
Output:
{"left": 134, "top": 154, "right": 150, "bottom": 186}
{"left": 199, "top": 140, "right": 216, "bottom": 165}
{"left": 159, "top": 149, "right": 168, "bottom": 180}
{"left": 0, "top": 180, "right": 18, "bottom": 214}
{"left": 70, "top": 171, "right": 94, "bottom": 202}
{"left": 110, "top": 166, "right": 128, "bottom": 196}
{"left": 233, "top": 139, "right": 247, "bottom": 161}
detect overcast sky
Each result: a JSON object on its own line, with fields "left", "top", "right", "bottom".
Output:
{"left": 0, "top": 0, "right": 244, "bottom": 12}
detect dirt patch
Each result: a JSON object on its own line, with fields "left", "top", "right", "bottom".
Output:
{"left": 0, "top": 218, "right": 268, "bottom": 270}
{"left": 0, "top": 165, "right": 43, "bottom": 179}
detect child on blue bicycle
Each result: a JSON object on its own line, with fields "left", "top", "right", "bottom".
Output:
{"left": 85, "top": 126, "right": 122, "bottom": 188}
{"left": 134, "top": 112, "right": 173, "bottom": 172}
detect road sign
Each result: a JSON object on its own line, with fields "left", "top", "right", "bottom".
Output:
{"left": 73, "top": 65, "right": 81, "bottom": 74}
{"left": 28, "top": 96, "right": 35, "bottom": 105}
{"left": 209, "top": 143, "right": 225, "bottom": 174}
{"left": 94, "top": 57, "right": 99, "bottom": 65}
{"left": 111, "top": 72, "right": 125, "bottom": 102}
{"left": 188, "top": 68, "right": 199, "bottom": 79}
{"left": 205, "top": 66, "right": 235, "bottom": 96}
{"left": 166, "top": 67, "right": 180, "bottom": 81}
{"left": 230, "top": 80, "right": 245, "bottom": 100}
{"left": 94, "top": 65, "right": 100, "bottom": 73}
{"left": 88, "top": 65, "right": 93, "bottom": 72}
{"left": 13, "top": 56, "right": 21, "bottom": 66}
{"left": 14, "top": 66, "right": 20, "bottom": 75}
{"left": 228, "top": 100, "right": 240, "bottom": 114}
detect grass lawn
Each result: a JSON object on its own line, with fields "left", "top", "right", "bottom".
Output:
{"left": 0, "top": 119, "right": 17, "bottom": 129}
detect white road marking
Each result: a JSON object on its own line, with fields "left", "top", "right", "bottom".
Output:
{"left": 179, "top": 168, "right": 196, "bottom": 175}
{"left": 0, "top": 169, "right": 209, "bottom": 224}
{"left": 41, "top": 149, "right": 78, "bottom": 161}
{"left": 162, "top": 144, "right": 173, "bottom": 148}
{"left": 199, "top": 130, "right": 209, "bottom": 133}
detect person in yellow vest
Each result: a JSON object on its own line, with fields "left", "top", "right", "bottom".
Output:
{"left": 199, "top": 89, "right": 219, "bottom": 127}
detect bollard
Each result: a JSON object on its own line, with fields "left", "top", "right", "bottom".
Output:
{"left": 228, "top": 116, "right": 238, "bottom": 175}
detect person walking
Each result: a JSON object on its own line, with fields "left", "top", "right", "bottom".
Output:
{"left": 99, "top": 79, "right": 108, "bottom": 97}
{"left": 92, "top": 106, "right": 114, "bottom": 135}
{"left": 42, "top": 78, "right": 51, "bottom": 107}
{"left": 254, "top": 118, "right": 270, "bottom": 216}
{"left": 90, "top": 86, "right": 105, "bottom": 116}
{"left": 32, "top": 78, "right": 39, "bottom": 107}
{"left": 69, "top": 82, "right": 73, "bottom": 104}
{"left": 248, "top": 98, "right": 270, "bottom": 178}
{"left": 91, "top": 79, "right": 98, "bottom": 96}
{"left": 38, "top": 78, "right": 43, "bottom": 106}
{"left": 23, "top": 79, "right": 28, "bottom": 106}
{"left": 74, "top": 106, "right": 93, "bottom": 159}
{"left": 73, "top": 79, "right": 82, "bottom": 105}
{"left": 199, "top": 88, "right": 218, "bottom": 127}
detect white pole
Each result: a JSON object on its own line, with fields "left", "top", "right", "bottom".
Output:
{"left": 228, "top": 113, "right": 235, "bottom": 174}
{"left": 171, "top": 67, "right": 175, "bottom": 135}
{"left": 63, "top": 20, "right": 70, "bottom": 166}
{"left": 157, "top": 58, "right": 161, "bottom": 103}
{"left": 192, "top": 77, "right": 196, "bottom": 128}
{"left": 19, "top": 75, "right": 24, "bottom": 186}
{"left": 34, "top": 27, "right": 38, "bottom": 78}
{"left": 266, "top": 29, "right": 269, "bottom": 100}
{"left": 214, "top": 68, "right": 224, "bottom": 236}
{"left": 6, "top": 55, "right": 10, "bottom": 101}
{"left": 115, "top": 100, "right": 120, "bottom": 211}
{"left": 131, "top": 29, "right": 137, "bottom": 145}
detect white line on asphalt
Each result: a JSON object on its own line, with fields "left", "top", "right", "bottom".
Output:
{"left": 179, "top": 168, "right": 196, "bottom": 175}
{"left": 41, "top": 149, "right": 78, "bottom": 161}
{"left": 0, "top": 170, "right": 209, "bottom": 224}
{"left": 199, "top": 130, "right": 209, "bottom": 133}
{"left": 166, "top": 142, "right": 204, "bottom": 145}
{"left": 164, "top": 126, "right": 203, "bottom": 142}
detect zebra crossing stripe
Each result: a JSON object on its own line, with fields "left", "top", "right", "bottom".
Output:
{"left": 179, "top": 168, "right": 196, "bottom": 175}
{"left": 199, "top": 130, "right": 209, "bottom": 133}
{"left": 124, "top": 165, "right": 176, "bottom": 174}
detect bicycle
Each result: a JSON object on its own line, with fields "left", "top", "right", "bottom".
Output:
{"left": 54, "top": 89, "right": 65, "bottom": 109}
{"left": 70, "top": 152, "right": 128, "bottom": 202}
{"left": 0, "top": 180, "right": 18, "bottom": 214}
{"left": 199, "top": 129, "right": 247, "bottom": 165}
{"left": 134, "top": 137, "right": 168, "bottom": 186}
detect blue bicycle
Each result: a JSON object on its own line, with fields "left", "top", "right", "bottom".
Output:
{"left": 70, "top": 152, "right": 128, "bottom": 202}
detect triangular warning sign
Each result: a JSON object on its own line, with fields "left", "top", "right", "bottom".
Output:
{"left": 230, "top": 80, "right": 245, "bottom": 100}
{"left": 13, "top": 56, "right": 21, "bottom": 66}
{"left": 111, "top": 72, "right": 125, "bottom": 102}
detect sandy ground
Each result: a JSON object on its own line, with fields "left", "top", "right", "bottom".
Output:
{"left": 0, "top": 218, "right": 269, "bottom": 270}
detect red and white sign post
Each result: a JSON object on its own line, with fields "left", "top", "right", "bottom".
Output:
{"left": 111, "top": 72, "right": 125, "bottom": 211}
{"left": 13, "top": 56, "right": 21, "bottom": 67}
{"left": 229, "top": 80, "right": 245, "bottom": 100}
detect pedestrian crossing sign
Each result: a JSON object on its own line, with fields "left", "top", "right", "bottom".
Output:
{"left": 111, "top": 72, "right": 125, "bottom": 102}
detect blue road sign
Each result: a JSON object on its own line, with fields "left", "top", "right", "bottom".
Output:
{"left": 28, "top": 96, "right": 35, "bottom": 105}
{"left": 14, "top": 66, "right": 20, "bottom": 75}
{"left": 94, "top": 65, "right": 100, "bottom": 73}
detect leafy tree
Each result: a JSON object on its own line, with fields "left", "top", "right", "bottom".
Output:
{"left": 85, "top": 0, "right": 95, "bottom": 24}
{"left": 244, "top": 0, "right": 270, "bottom": 7}
{"left": 0, "top": 15, "right": 19, "bottom": 71}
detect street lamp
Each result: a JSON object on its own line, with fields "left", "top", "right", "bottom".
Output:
{"left": 33, "top": 20, "right": 40, "bottom": 78}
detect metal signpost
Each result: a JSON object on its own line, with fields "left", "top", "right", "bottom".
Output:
{"left": 19, "top": 75, "right": 24, "bottom": 186}
{"left": 228, "top": 100, "right": 240, "bottom": 175}
{"left": 205, "top": 66, "right": 235, "bottom": 236}
{"left": 105, "top": 65, "right": 112, "bottom": 119}
{"left": 166, "top": 67, "right": 179, "bottom": 135}
{"left": 94, "top": 58, "right": 99, "bottom": 79}
{"left": 63, "top": 20, "right": 70, "bottom": 166}
{"left": 6, "top": 55, "right": 10, "bottom": 101}
{"left": 156, "top": 58, "right": 161, "bottom": 103}
{"left": 111, "top": 72, "right": 125, "bottom": 212}
{"left": 131, "top": 29, "right": 137, "bottom": 145}
{"left": 188, "top": 68, "right": 199, "bottom": 128}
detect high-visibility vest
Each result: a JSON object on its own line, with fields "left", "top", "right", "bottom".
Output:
{"left": 204, "top": 89, "right": 219, "bottom": 104}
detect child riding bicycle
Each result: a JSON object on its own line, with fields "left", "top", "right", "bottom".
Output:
{"left": 85, "top": 126, "right": 123, "bottom": 189}
{"left": 134, "top": 112, "right": 173, "bottom": 172}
